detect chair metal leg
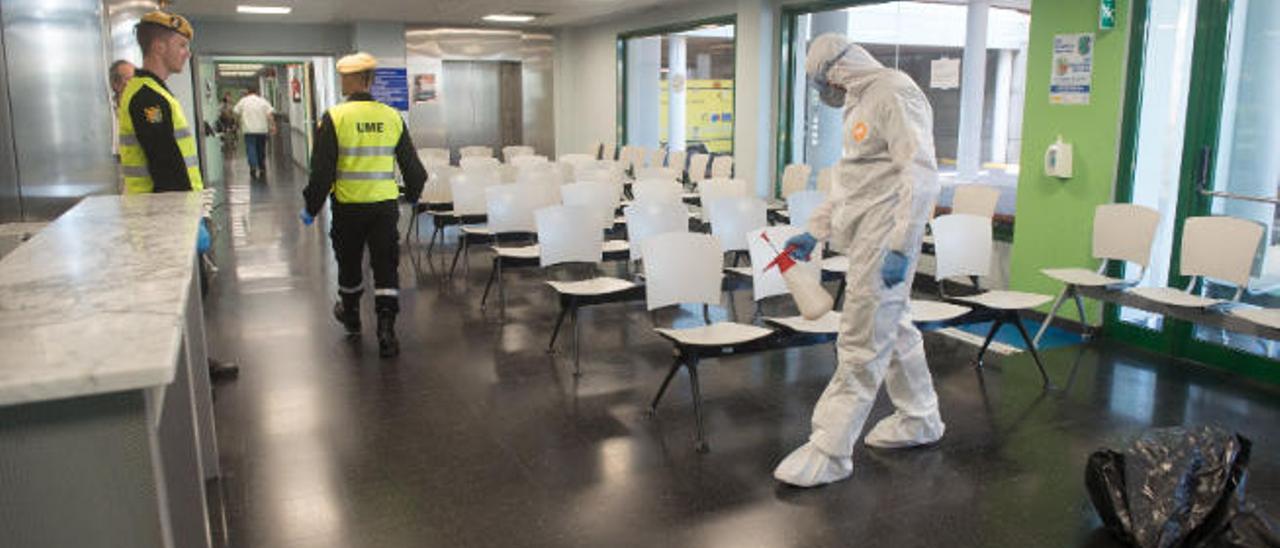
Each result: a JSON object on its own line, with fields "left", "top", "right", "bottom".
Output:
{"left": 480, "top": 258, "right": 498, "bottom": 307}
{"left": 427, "top": 225, "right": 441, "bottom": 257}
{"left": 548, "top": 301, "right": 569, "bottom": 352}
{"left": 833, "top": 278, "right": 847, "bottom": 310}
{"left": 449, "top": 235, "right": 467, "bottom": 278}
{"left": 1071, "top": 289, "right": 1090, "bottom": 340}
{"left": 647, "top": 356, "right": 683, "bottom": 415}
{"left": 571, "top": 306, "right": 581, "bottom": 376}
{"left": 1033, "top": 286, "right": 1070, "bottom": 348}
{"left": 497, "top": 256, "right": 507, "bottom": 318}
{"left": 685, "top": 358, "right": 709, "bottom": 453}
{"left": 974, "top": 318, "right": 1005, "bottom": 368}
{"left": 1012, "top": 314, "right": 1054, "bottom": 389}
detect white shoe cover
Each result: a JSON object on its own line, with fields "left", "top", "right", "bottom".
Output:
{"left": 773, "top": 442, "right": 853, "bottom": 487}
{"left": 863, "top": 412, "right": 944, "bottom": 449}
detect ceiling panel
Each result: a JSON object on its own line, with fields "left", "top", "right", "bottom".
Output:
{"left": 173, "top": 0, "right": 691, "bottom": 27}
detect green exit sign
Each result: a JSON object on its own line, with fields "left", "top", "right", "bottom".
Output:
{"left": 1100, "top": 0, "right": 1116, "bottom": 30}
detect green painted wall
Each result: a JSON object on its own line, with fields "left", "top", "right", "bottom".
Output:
{"left": 1008, "top": 0, "right": 1133, "bottom": 325}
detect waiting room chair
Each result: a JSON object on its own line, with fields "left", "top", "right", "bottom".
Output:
{"left": 477, "top": 184, "right": 551, "bottom": 310}
{"left": 1035, "top": 203, "right": 1161, "bottom": 346}
{"left": 642, "top": 231, "right": 776, "bottom": 452}
{"left": 538, "top": 205, "right": 643, "bottom": 375}
{"left": 931, "top": 213, "right": 1053, "bottom": 386}
{"left": 746, "top": 225, "right": 841, "bottom": 332}
{"left": 445, "top": 173, "right": 499, "bottom": 276}
{"left": 688, "top": 153, "right": 711, "bottom": 183}
{"left": 785, "top": 190, "right": 826, "bottom": 230}
{"left": 779, "top": 163, "right": 813, "bottom": 199}
{"left": 632, "top": 180, "right": 684, "bottom": 206}
{"left": 624, "top": 199, "right": 690, "bottom": 264}
{"left": 696, "top": 178, "right": 750, "bottom": 223}
{"left": 636, "top": 167, "right": 680, "bottom": 184}
{"left": 707, "top": 196, "right": 767, "bottom": 269}
{"left": 1127, "top": 215, "right": 1264, "bottom": 309}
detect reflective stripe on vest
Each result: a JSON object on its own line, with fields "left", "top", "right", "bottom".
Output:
{"left": 117, "top": 76, "right": 204, "bottom": 194}
{"left": 330, "top": 101, "right": 401, "bottom": 204}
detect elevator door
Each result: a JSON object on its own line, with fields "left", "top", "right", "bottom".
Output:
{"left": 443, "top": 61, "right": 523, "bottom": 152}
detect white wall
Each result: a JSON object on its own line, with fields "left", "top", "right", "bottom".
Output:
{"left": 554, "top": 0, "right": 780, "bottom": 195}
{"left": 352, "top": 22, "right": 406, "bottom": 68}
{"left": 190, "top": 21, "right": 353, "bottom": 56}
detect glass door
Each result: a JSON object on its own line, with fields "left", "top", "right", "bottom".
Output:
{"left": 1109, "top": 0, "right": 1280, "bottom": 375}
{"left": 1186, "top": 0, "right": 1280, "bottom": 361}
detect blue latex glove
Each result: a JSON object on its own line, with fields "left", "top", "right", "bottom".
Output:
{"left": 786, "top": 233, "right": 818, "bottom": 261}
{"left": 881, "top": 250, "right": 909, "bottom": 287}
{"left": 299, "top": 208, "right": 315, "bottom": 226}
{"left": 196, "top": 221, "right": 211, "bottom": 253}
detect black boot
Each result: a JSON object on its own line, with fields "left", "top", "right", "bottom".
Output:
{"left": 377, "top": 313, "right": 399, "bottom": 358}
{"left": 333, "top": 300, "right": 361, "bottom": 336}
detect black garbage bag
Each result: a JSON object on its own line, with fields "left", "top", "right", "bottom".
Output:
{"left": 1086, "top": 425, "right": 1280, "bottom": 547}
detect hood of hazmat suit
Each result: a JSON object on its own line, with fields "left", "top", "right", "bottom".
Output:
{"left": 774, "top": 34, "right": 944, "bottom": 488}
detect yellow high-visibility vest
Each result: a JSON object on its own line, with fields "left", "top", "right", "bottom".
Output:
{"left": 330, "top": 101, "right": 401, "bottom": 204}
{"left": 117, "top": 76, "right": 203, "bottom": 194}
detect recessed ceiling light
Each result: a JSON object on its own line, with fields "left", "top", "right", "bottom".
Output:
{"left": 237, "top": 5, "right": 292, "bottom": 15}
{"left": 483, "top": 14, "right": 536, "bottom": 23}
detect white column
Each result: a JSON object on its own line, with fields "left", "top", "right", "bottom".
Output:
{"left": 956, "top": 0, "right": 989, "bottom": 179}
{"left": 990, "top": 49, "right": 1014, "bottom": 164}
{"left": 668, "top": 35, "right": 687, "bottom": 151}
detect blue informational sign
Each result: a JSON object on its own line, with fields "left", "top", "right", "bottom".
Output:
{"left": 371, "top": 68, "right": 409, "bottom": 111}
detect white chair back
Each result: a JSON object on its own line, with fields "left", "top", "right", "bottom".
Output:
{"left": 930, "top": 214, "right": 993, "bottom": 280}
{"left": 817, "top": 166, "right": 837, "bottom": 195}
{"left": 421, "top": 167, "right": 457, "bottom": 203}
{"left": 485, "top": 184, "right": 542, "bottom": 234}
{"left": 746, "top": 225, "right": 814, "bottom": 302}
{"left": 575, "top": 161, "right": 617, "bottom": 184}
{"left": 951, "top": 185, "right": 1001, "bottom": 218}
{"left": 632, "top": 180, "right": 684, "bottom": 205}
{"left": 450, "top": 174, "right": 498, "bottom": 216}
{"left": 559, "top": 153, "right": 595, "bottom": 167}
{"left": 620, "top": 145, "right": 646, "bottom": 171}
{"left": 624, "top": 200, "right": 689, "bottom": 261}
{"left": 698, "top": 178, "right": 750, "bottom": 221}
{"left": 647, "top": 148, "right": 667, "bottom": 169}
{"left": 786, "top": 190, "right": 826, "bottom": 229}
{"left": 460, "top": 146, "right": 493, "bottom": 159}
{"left": 460, "top": 156, "right": 500, "bottom": 173}
{"left": 537, "top": 205, "right": 603, "bottom": 267}
{"left": 710, "top": 156, "right": 734, "bottom": 179}
{"left": 510, "top": 155, "right": 548, "bottom": 171}
{"left": 688, "top": 153, "right": 710, "bottom": 181}
{"left": 601, "top": 142, "right": 617, "bottom": 160}
{"left": 780, "top": 164, "right": 812, "bottom": 198}
{"left": 708, "top": 196, "right": 768, "bottom": 253}
{"left": 1093, "top": 203, "right": 1161, "bottom": 268}
{"left": 502, "top": 145, "right": 535, "bottom": 163}
{"left": 418, "top": 147, "right": 450, "bottom": 167}
{"left": 641, "top": 232, "right": 724, "bottom": 310}
{"left": 1180, "top": 216, "right": 1264, "bottom": 288}
{"left": 636, "top": 167, "right": 680, "bottom": 183}
{"left": 561, "top": 181, "right": 619, "bottom": 232}
{"left": 667, "top": 150, "right": 687, "bottom": 173}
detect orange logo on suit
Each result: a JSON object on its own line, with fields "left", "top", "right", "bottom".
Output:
{"left": 852, "top": 121, "right": 869, "bottom": 143}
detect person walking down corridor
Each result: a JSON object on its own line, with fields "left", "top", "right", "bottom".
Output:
{"left": 301, "top": 52, "right": 427, "bottom": 358}
{"left": 234, "top": 86, "right": 276, "bottom": 179}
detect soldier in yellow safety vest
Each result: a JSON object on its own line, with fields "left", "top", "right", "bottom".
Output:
{"left": 301, "top": 52, "right": 426, "bottom": 358}
{"left": 118, "top": 10, "right": 239, "bottom": 381}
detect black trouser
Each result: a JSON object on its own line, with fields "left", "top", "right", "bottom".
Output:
{"left": 330, "top": 200, "right": 400, "bottom": 316}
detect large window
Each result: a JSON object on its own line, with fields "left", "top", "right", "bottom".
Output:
{"left": 620, "top": 20, "right": 736, "bottom": 157}
{"left": 782, "top": 1, "right": 1030, "bottom": 210}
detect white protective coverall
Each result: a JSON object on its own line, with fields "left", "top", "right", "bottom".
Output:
{"left": 774, "top": 34, "right": 945, "bottom": 487}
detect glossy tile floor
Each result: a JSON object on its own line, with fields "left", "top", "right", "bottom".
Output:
{"left": 204, "top": 161, "right": 1280, "bottom": 547}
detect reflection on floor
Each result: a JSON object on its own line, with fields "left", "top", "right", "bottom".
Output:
{"left": 203, "top": 160, "right": 1279, "bottom": 548}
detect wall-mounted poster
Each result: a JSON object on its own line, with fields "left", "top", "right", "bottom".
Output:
{"left": 371, "top": 67, "right": 409, "bottom": 111}
{"left": 1049, "top": 33, "right": 1094, "bottom": 105}
{"left": 413, "top": 73, "right": 437, "bottom": 103}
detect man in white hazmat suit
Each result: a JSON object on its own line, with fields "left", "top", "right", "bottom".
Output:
{"left": 774, "top": 34, "right": 945, "bottom": 487}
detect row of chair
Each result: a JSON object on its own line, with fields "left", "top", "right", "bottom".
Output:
{"left": 415, "top": 145, "right": 538, "bottom": 167}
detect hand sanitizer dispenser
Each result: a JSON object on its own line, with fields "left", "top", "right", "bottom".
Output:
{"left": 1044, "top": 136, "right": 1073, "bottom": 179}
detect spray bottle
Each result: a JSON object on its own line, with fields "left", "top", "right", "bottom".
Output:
{"left": 761, "top": 233, "right": 834, "bottom": 320}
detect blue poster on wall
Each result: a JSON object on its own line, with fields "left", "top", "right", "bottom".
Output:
{"left": 371, "top": 68, "right": 409, "bottom": 111}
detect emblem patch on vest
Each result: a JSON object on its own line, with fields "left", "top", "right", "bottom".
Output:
{"left": 144, "top": 106, "right": 164, "bottom": 124}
